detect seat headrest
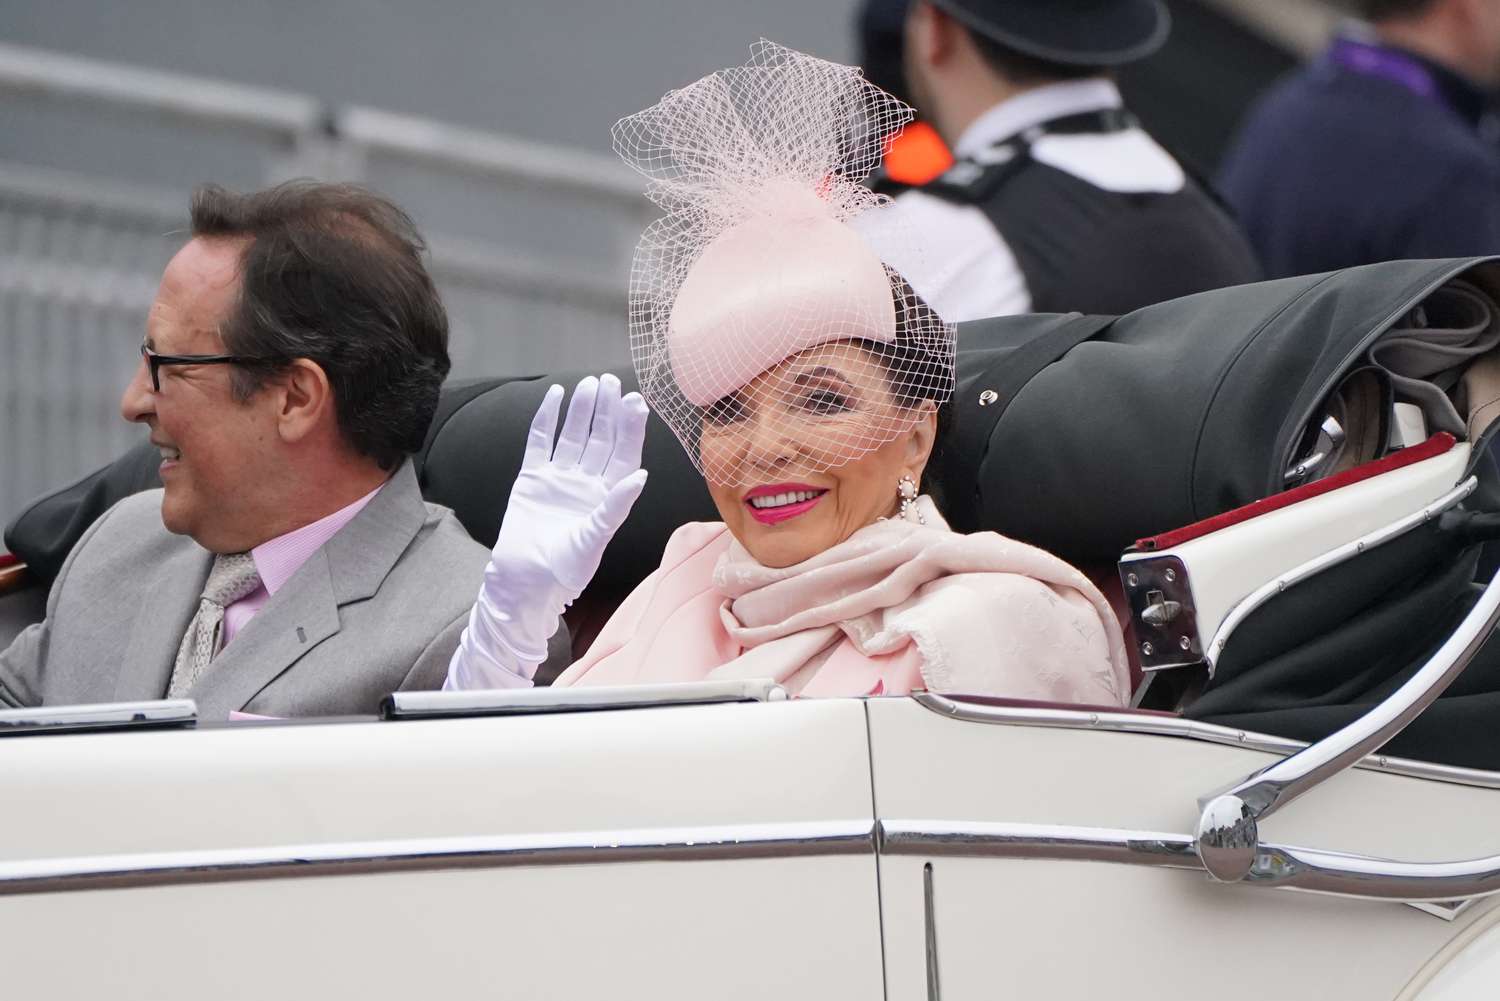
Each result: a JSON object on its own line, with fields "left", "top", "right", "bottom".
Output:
{"left": 418, "top": 373, "right": 717, "bottom": 604}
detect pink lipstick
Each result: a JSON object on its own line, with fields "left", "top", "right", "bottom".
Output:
{"left": 743, "top": 483, "right": 828, "bottom": 526}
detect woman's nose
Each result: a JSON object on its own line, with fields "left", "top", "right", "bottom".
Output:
{"left": 740, "top": 413, "right": 802, "bottom": 471}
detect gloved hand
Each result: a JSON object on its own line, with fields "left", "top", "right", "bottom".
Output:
{"left": 445, "top": 374, "right": 649, "bottom": 690}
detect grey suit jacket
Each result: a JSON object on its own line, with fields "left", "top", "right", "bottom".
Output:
{"left": 0, "top": 460, "right": 564, "bottom": 716}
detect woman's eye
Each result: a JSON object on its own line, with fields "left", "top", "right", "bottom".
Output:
{"left": 704, "top": 396, "right": 748, "bottom": 425}
{"left": 801, "top": 389, "right": 852, "bottom": 414}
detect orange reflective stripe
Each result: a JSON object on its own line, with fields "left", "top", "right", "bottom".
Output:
{"left": 882, "top": 121, "right": 953, "bottom": 186}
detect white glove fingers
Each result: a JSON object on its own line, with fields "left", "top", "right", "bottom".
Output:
{"left": 579, "top": 373, "right": 622, "bottom": 476}
{"left": 603, "top": 392, "right": 649, "bottom": 486}
{"left": 553, "top": 469, "right": 648, "bottom": 595}
{"left": 523, "top": 384, "right": 566, "bottom": 469}
{"left": 553, "top": 376, "right": 600, "bottom": 467}
{"left": 595, "top": 468, "right": 649, "bottom": 536}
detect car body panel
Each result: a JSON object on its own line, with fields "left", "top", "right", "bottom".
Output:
{"left": 865, "top": 697, "right": 1500, "bottom": 999}
{"left": 8, "top": 695, "right": 1500, "bottom": 998}
{"left": 1401, "top": 908, "right": 1500, "bottom": 1000}
{"left": 0, "top": 700, "right": 872, "bottom": 855}
{"left": 11, "top": 859, "right": 886, "bottom": 999}
{"left": 0, "top": 699, "right": 885, "bottom": 999}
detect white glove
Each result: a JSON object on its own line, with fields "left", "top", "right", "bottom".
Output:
{"left": 445, "top": 374, "right": 649, "bottom": 690}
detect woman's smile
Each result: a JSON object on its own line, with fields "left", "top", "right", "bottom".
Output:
{"left": 698, "top": 340, "right": 940, "bottom": 567}
{"left": 743, "top": 483, "right": 829, "bottom": 525}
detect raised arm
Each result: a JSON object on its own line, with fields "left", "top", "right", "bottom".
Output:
{"left": 445, "top": 374, "right": 649, "bottom": 690}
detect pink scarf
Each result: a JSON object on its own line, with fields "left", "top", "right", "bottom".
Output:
{"left": 556, "top": 497, "right": 1130, "bottom": 705}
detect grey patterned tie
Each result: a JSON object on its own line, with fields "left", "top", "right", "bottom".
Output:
{"left": 167, "top": 553, "right": 263, "bottom": 699}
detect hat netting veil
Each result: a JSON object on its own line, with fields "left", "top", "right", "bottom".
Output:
{"left": 612, "top": 40, "right": 956, "bottom": 487}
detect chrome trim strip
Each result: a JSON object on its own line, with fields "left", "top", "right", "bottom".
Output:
{"left": 923, "top": 862, "right": 941, "bottom": 1001}
{"left": 383, "top": 679, "right": 788, "bottom": 720}
{"left": 0, "top": 820, "right": 874, "bottom": 897}
{"left": 1206, "top": 476, "right": 1477, "bottom": 672}
{"left": 0, "top": 699, "right": 196, "bottom": 736}
{"left": 912, "top": 692, "right": 1500, "bottom": 791}
{"left": 1246, "top": 843, "right": 1500, "bottom": 904}
{"left": 878, "top": 821, "right": 1500, "bottom": 909}
{"left": 880, "top": 820, "right": 1200, "bottom": 869}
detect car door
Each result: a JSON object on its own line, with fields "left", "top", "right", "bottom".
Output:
{"left": 0, "top": 694, "right": 883, "bottom": 1000}
{"left": 867, "top": 694, "right": 1500, "bottom": 1001}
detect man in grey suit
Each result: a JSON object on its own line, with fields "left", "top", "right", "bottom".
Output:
{"left": 0, "top": 180, "right": 563, "bottom": 716}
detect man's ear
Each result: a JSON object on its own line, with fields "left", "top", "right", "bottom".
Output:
{"left": 907, "top": 1, "right": 953, "bottom": 66}
{"left": 925, "top": 3, "right": 961, "bottom": 65}
{"left": 274, "top": 358, "right": 334, "bottom": 445}
{"left": 903, "top": 401, "right": 940, "bottom": 482}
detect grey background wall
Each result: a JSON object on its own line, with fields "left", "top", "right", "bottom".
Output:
{"left": 0, "top": 0, "right": 860, "bottom": 169}
{"left": 0, "top": 0, "right": 1309, "bottom": 527}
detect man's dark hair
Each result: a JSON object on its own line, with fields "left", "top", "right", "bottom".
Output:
{"left": 190, "top": 180, "right": 451, "bottom": 471}
{"left": 1356, "top": 0, "right": 1440, "bottom": 20}
{"left": 968, "top": 31, "right": 1105, "bottom": 86}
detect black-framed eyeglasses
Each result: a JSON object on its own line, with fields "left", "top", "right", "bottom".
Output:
{"left": 138, "top": 343, "right": 283, "bottom": 392}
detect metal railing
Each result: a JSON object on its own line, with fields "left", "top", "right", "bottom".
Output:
{"left": 0, "top": 42, "right": 650, "bottom": 530}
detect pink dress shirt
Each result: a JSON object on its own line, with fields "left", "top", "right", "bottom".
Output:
{"left": 220, "top": 483, "right": 384, "bottom": 647}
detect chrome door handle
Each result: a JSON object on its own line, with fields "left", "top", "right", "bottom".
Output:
{"left": 1283, "top": 415, "right": 1347, "bottom": 486}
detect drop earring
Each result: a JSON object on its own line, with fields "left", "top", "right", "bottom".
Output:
{"left": 898, "top": 474, "right": 925, "bottom": 525}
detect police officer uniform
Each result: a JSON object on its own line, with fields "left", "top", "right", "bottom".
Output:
{"left": 868, "top": 0, "right": 1261, "bottom": 320}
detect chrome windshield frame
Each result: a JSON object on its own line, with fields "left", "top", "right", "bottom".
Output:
{"left": 382, "top": 679, "right": 788, "bottom": 720}
{"left": 0, "top": 699, "right": 197, "bottom": 736}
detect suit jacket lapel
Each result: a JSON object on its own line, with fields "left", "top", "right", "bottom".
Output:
{"left": 192, "top": 549, "right": 342, "bottom": 717}
{"left": 189, "top": 461, "right": 430, "bottom": 717}
{"left": 114, "top": 545, "right": 211, "bottom": 702}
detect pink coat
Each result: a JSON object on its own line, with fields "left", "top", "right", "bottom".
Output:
{"left": 556, "top": 499, "right": 1130, "bottom": 704}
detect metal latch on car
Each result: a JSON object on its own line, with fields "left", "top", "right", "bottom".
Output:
{"left": 1119, "top": 554, "right": 1203, "bottom": 672}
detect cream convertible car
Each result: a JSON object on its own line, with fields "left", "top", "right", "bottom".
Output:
{"left": 5, "top": 259, "right": 1500, "bottom": 1000}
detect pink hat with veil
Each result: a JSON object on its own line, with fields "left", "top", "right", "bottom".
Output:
{"left": 612, "top": 41, "right": 955, "bottom": 485}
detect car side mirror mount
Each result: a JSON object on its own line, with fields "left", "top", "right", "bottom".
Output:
{"left": 1194, "top": 557, "right": 1500, "bottom": 885}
